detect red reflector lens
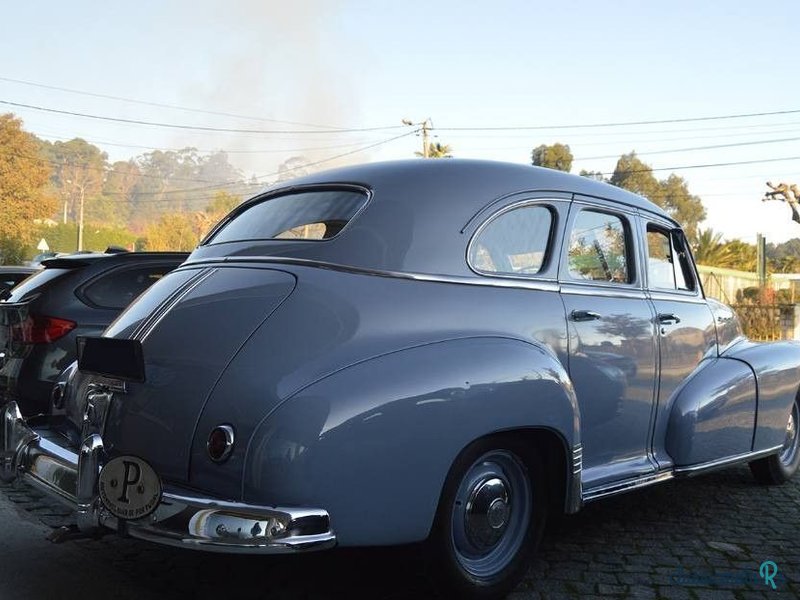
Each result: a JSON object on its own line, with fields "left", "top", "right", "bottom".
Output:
{"left": 207, "top": 425, "right": 235, "bottom": 463}
{"left": 10, "top": 315, "right": 77, "bottom": 344}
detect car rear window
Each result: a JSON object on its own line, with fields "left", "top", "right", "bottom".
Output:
{"left": 205, "top": 189, "right": 368, "bottom": 244}
{"left": 82, "top": 264, "right": 179, "bottom": 310}
{"left": 2, "top": 268, "right": 70, "bottom": 302}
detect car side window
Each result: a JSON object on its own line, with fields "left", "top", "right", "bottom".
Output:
{"left": 646, "top": 225, "right": 695, "bottom": 291}
{"left": 469, "top": 205, "right": 553, "bottom": 276}
{"left": 83, "top": 264, "right": 175, "bottom": 310}
{"left": 567, "top": 210, "right": 631, "bottom": 283}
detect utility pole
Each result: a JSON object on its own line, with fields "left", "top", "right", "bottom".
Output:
{"left": 67, "top": 178, "right": 86, "bottom": 251}
{"left": 402, "top": 118, "right": 432, "bottom": 158}
{"left": 757, "top": 233, "right": 767, "bottom": 287}
{"left": 77, "top": 182, "right": 85, "bottom": 251}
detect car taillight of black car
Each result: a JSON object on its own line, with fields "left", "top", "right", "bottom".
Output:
{"left": 9, "top": 314, "right": 76, "bottom": 344}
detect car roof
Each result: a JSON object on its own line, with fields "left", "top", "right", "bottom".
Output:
{"left": 192, "top": 159, "right": 675, "bottom": 277}
{"left": 266, "top": 159, "right": 671, "bottom": 221}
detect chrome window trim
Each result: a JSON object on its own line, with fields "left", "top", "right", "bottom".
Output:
{"left": 647, "top": 291, "right": 707, "bottom": 304}
{"left": 465, "top": 199, "right": 557, "bottom": 280}
{"left": 559, "top": 283, "right": 647, "bottom": 300}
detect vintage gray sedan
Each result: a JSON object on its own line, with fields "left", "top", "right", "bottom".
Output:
{"left": 2, "top": 160, "right": 799, "bottom": 599}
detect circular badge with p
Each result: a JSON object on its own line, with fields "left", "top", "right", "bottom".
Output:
{"left": 98, "top": 456, "right": 162, "bottom": 520}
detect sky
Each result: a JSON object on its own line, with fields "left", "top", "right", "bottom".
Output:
{"left": 2, "top": 0, "right": 800, "bottom": 243}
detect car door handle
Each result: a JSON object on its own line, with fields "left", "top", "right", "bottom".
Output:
{"left": 657, "top": 313, "right": 681, "bottom": 325}
{"left": 570, "top": 310, "right": 601, "bottom": 322}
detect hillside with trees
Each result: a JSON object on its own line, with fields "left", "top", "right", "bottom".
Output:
{"left": 0, "top": 113, "right": 262, "bottom": 260}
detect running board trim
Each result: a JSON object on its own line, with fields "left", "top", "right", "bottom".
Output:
{"left": 582, "top": 471, "right": 673, "bottom": 502}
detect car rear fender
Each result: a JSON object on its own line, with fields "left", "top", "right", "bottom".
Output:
{"left": 241, "top": 336, "right": 580, "bottom": 546}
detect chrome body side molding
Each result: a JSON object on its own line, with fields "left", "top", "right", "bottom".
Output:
{"left": 582, "top": 446, "right": 784, "bottom": 502}
{"left": 582, "top": 471, "right": 674, "bottom": 503}
{"left": 672, "top": 446, "right": 782, "bottom": 477}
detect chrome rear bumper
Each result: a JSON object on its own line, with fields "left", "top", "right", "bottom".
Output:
{"left": 0, "top": 401, "right": 336, "bottom": 553}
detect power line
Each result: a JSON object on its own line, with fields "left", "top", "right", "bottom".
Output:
{"left": 611, "top": 155, "right": 800, "bottom": 175}
{"left": 33, "top": 131, "right": 387, "bottom": 155}
{"left": 100, "top": 128, "right": 421, "bottom": 199}
{"left": 0, "top": 99, "right": 406, "bottom": 135}
{"left": 0, "top": 75, "right": 341, "bottom": 129}
{"left": 576, "top": 136, "right": 800, "bottom": 161}
{"left": 436, "top": 108, "right": 800, "bottom": 132}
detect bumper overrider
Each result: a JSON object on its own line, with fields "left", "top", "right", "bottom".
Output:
{"left": 0, "top": 401, "right": 336, "bottom": 553}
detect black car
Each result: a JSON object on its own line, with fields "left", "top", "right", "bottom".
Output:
{"left": 0, "top": 266, "right": 38, "bottom": 299}
{"left": 0, "top": 251, "right": 187, "bottom": 415}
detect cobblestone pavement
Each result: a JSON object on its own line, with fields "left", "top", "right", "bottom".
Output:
{"left": 0, "top": 464, "right": 797, "bottom": 599}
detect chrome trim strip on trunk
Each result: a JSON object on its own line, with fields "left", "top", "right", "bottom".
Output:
{"left": 0, "top": 401, "right": 336, "bottom": 554}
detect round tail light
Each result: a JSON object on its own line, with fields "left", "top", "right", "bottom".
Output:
{"left": 207, "top": 425, "right": 235, "bottom": 463}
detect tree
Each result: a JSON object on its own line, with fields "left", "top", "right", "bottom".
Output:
{"left": 196, "top": 191, "right": 243, "bottom": 239}
{"left": 416, "top": 142, "right": 453, "bottom": 159}
{"left": 610, "top": 152, "right": 705, "bottom": 242}
{"left": 609, "top": 152, "right": 660, "bottom": 199}
{"left": 531, "top": 143, "right": 572, "bottom": 172}
{"left": 692, "top": 229, "right": 757, "bottom": 271}
{"left": 276, "top": 156, "right": 311, "bottom": 182}
{"left": 692, "top": 228, "right": 731, "bottom": 267}
{"left": 722, "top": 239, "right": 756, "bottom": 272}
{"left": 657, "top": 174, "right": 706, "bottom": 243}
{"left": 141, "top": 213, "right": 199, "bottom": 251}
{"left": 0, "top": 114, "right": 56, "bottom": 263}
{"left": 579, "top": 169, "right": 606, "bottom": 181}
{"left": 99, "top": 160, "right": 141, "bottom": 226}
{"left": 40, "top": 138, "right": 107, "bottom": 226}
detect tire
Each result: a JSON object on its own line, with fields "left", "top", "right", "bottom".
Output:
{"left": 427, "top": 436, "right": 547, "bottom": 600}
{"left": 749, "top": 398, "right": 800, "bottom": 485}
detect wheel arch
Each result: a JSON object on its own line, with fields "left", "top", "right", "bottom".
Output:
{"left": 242, "top": 335, "right": 581, "bottom": 546}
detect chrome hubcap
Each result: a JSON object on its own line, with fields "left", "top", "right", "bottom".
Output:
{"left": 451, "top": 450, "right": 532, "bottom": 579}
{"left": 779, "top": 403, "right": 799, "bottom": 466}
{"left": 465, "top": 477, "right": 510, "bottom": 548}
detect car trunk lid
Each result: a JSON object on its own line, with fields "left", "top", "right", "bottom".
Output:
{"left": 84, "top": 266, "right": 296, "bottom": 484}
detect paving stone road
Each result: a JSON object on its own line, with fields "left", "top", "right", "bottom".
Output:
{"left": 0, "top": 464, "right": 797, "bottom": 599}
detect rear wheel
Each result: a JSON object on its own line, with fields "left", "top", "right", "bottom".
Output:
{"left": 749, "top": 398, "right": 800, "bottom": 484}
{"left": 428, "top": 437, "right": 546, "bottom": 600}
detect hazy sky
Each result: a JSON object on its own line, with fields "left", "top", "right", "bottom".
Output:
{"left": 2, "top": 0, "right": 800, "bottom": 242}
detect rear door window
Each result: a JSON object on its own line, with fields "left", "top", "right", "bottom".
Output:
{"left": 567, "top": 210, "right": 632, "bottom": 284}
{"left": 206, "top": 189, "right": 368, "bottom": 244}
{"left": 82, "top": 264, "right": 178, "bottom": 310}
